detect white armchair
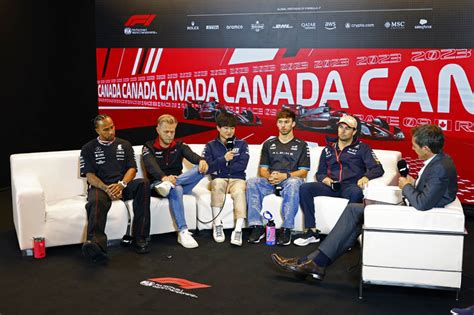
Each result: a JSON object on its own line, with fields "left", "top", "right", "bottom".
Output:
{"left": 360, "top": 196, "right": 466, "bottom": 299}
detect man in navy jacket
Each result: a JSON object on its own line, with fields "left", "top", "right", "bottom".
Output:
{"left": 294, "top": 115, "right": 384, "bottom": 246}
{"left": 272, "top": 124, "right": 458, "bottom": 282}
{"left": 203, "top": 112, "right": 250, "bottom": 246}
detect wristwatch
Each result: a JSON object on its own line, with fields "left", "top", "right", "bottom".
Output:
{"left": 118, "top": 180, "right": 127, "bottom": 188}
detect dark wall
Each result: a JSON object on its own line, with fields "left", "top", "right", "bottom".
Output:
{"left": 0, "top": 0, "right": 98, "bottom": 187}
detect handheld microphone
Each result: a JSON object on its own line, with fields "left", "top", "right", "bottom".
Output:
{"left": 226, "top": 136, "right": 235, "bottom": 151}
{"left": 397, "top": 159, "right": 409, "bottom": 177}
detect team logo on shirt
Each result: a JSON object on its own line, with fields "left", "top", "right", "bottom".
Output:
{"left": 324, "top": 147, "right": 333, "bottom": 158}
{"left": 95, "top": 146, "right": 106, "bottom": 165}
{"left": 291, "top": 145, "right": 298, "bottom": 151}
{"left": 116, "top": 144, "right": 125, "bottom": 161}
{"left": 347, "top": 147, "right": 358, "bottom": 155}
{"left": 270, "top": 143, "right": 277, "bottom": 150}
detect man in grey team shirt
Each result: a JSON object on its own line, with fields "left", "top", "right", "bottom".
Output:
{"left": 246, "top": 107, "right": 310, "bottom": 246}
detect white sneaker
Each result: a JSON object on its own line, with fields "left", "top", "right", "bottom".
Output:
{"left": 293, "top": 230, "right": 320, "bottom": 247}
{"left": 230, "top": 230, "right": 242, "bottom": 246}
{"left": 213, "top": 225, "right": 225, "bottom": 243}
{"left": 154, "top": 181, "right": 174, "bottom": 197}
{"left": 178, "top": 230, "right": 199, "bottom": 248}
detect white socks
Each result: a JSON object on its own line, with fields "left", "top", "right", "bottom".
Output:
{"left": 234, "top": 218, "right": 244, "bottom": 232}
{"left": 212, "top": 207, "right": 223, "bottom": 226}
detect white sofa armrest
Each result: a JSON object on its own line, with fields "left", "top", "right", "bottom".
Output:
{"left": 367, "top": 170, "right": 399, "bottom": 187}
{"left": 11, "top": 175, "right": 47, "bottom": 250}
{"left": 364, "top": 198, "right": 465, "bottom": 233}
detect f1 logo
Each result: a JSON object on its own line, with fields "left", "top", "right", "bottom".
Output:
{"left": 124, "top": 14, "right": 156, "bottom": 27}
{"left": 148, "top": 277, "right": 211, "bottom": 289}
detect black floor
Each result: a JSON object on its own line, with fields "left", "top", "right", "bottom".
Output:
{"left": 0, "top": 188, "right": 473, "bottom": 314}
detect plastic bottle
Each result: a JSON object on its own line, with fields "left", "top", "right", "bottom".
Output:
{"left": 266, "top": 219, "right": 276, "bottom": 246}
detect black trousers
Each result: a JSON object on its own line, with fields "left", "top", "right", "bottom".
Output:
{"left": 85, "top": 178, "right": 150, "bottom": 251}
{"left": 317, "top": 203, "right": 365, "bottom": 262}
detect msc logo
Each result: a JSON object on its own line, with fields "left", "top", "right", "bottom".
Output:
{"left": 124, "top": 14, "right": 156, "bottom": 27}
{"left": 384, "top": 21, "right": 405, "bottom": 29}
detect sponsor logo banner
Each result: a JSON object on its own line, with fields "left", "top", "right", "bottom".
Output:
{"left": 96, "top": 47, "right": 474, "bottom": 203}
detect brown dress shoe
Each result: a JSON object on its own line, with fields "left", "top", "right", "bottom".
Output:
{"left": 288, "top": 260, "right": 325, "bottom": 280}
{"left": 271, "top": 253, "right": 300, "bottom": 265}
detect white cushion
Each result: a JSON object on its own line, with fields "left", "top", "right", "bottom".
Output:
{"left": 46, "top": 197, "right": 129, "bottom": 247}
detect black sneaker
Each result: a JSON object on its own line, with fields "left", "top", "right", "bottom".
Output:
{"left": 293, "top": 229, "right": 321, "bottom": 247}
{"left": 277, "top": 227, "right": 292, "bottom": 246}
{"left": 248, "top": 225, "right": 265, "bottom": 243}
{"left": 82, "top": 240, "right": 107, "bottom": 262}
{"left": 133, "top": 239, "right": 150, "bottom": 254}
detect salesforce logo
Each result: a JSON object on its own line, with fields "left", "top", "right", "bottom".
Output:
{"left": 414, "top": 19, "right": 432, "bottom": 30}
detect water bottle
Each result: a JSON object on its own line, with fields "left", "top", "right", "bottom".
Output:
{"left": 261, "top": 211, "right": 276, "bottom": 246}
{"left": 266, "top": 219, "right": 276, "bottom": 246}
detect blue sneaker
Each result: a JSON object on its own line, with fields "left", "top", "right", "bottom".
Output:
{"left": 451, "top": 305, "right": 474, "bottom": 315}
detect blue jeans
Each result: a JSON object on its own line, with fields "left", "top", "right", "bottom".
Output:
{"left": 246, "top": 177, "right": 303, "bottom": 229}
{"left": 152, "top": 166, "right": 204, "bottom": 231}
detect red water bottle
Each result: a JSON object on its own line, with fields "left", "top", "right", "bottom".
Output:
{"left": 33, "top": 237, "right": 46, "bottom": 258}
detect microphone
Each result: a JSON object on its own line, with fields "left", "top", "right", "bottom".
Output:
{"left": 397, "top": 159, "right": 409, "bottom": 177}
{"left": 226, "top": 136, "right": 235, "bottom": 151}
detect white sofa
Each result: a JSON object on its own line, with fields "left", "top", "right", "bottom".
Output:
{"left": 360, "top": 196, "right": 465, "bottom": 299}
{"left": 10, "top": 143, "right": 401, "bottom": 254}
{"left": 10, "top": 147, "right": 197, "bottom": 254}
{"left": 194, "top": 143, "right": 402, "bottom": 234}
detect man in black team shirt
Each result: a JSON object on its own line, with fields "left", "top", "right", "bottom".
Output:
{"left": 246, "top": 108, "right": 311, "bottom": 246}
{"left": 142, "top": 114, "right": 208, "bottom": 249}
{"left": 80, "top": 115, "right": 151, "bottom": 262}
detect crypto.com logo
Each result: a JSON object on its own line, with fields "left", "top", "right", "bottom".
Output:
{"left": 124, "top": 14, "right": 156, "bottom": 27}
{"left": 140, "top": 277, "right": 211, "bottom": 298}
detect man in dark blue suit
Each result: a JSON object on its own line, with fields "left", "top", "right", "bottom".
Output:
{"left": 271, "top": 124, "right": 458, "bottom": 281}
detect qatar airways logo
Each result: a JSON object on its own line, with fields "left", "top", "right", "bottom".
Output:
{"left": 301, "top": 22, "right": 316, "bottom": 30}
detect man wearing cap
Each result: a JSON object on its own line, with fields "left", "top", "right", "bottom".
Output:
{"left": 293, "top": 114, "right": 384, "bottom": 246}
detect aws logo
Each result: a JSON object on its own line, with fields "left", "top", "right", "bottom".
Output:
{"left": 140, "top": 277, "right": 211, "bottom": 298}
